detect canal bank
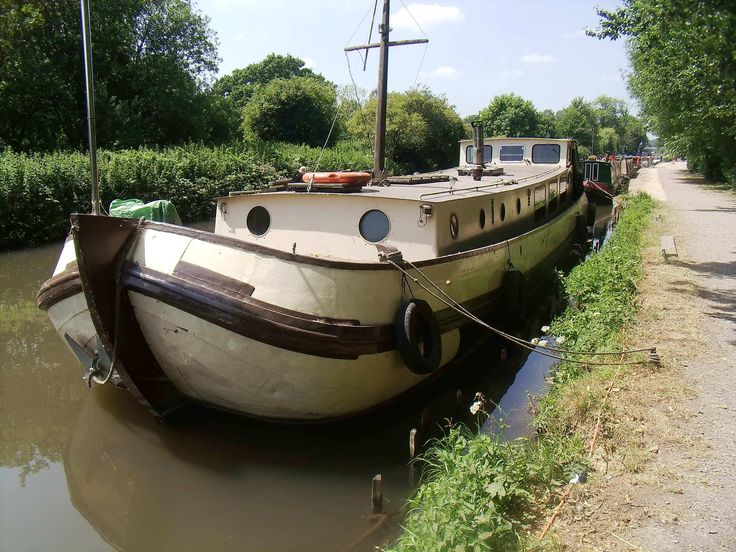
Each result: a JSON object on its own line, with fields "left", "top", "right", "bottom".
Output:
{"left": 388, "top": 190, "right": 657, "bottom": 550}
{"left": 549, "top": 162, "right": 736, "bottom": 551}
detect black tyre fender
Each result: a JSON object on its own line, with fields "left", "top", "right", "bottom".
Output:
{"left": 395, "top": 299, "right": 442, "bottom": 375}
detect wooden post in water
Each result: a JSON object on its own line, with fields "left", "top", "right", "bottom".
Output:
{"left": 409, "top": 428, "right": 419, "bottom": 488}
{"left": 371, "top": 474, "right": 383, "bottom": 514}
{"left": 80, "top": 0, "right": 101, "bottom": 215}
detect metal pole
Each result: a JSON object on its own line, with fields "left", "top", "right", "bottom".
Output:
{"left": 373, "top": 0, "right": 390, "bottom": 181}
{"left": 80, "top": 0, "right": 101, "bottom": 215}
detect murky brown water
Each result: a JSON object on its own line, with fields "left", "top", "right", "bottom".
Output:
{"left": 0, "top": 234, "right": 579, "bottom": 552}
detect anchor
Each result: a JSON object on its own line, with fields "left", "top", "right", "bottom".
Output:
{"left": 63, "top": 333, "right": 116, "bottom": 387}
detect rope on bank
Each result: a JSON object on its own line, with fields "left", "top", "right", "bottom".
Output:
{"left": 385, "top": 258, "right": 658, "bottom": 367}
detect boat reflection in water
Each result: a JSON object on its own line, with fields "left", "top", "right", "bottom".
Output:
{"left": 64, "top": 325, "right": 557, "bottom": 552}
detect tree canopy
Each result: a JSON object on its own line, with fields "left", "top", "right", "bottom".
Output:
{"left": 241, "top": 77, "right": 339, "bottom": 147}
{"left": 591, "top": 0, "right": 736, "bottom": 181}
{"left": 477, "top": 94, "right": 539, "bottom": 137}
{"left": 0, "top": 0, "right": 225, "bottom": 151}
{"left": 347, "top": 87, "right": 466, "bottom": 173}
{"left": 213, "top": 54, "right": 324, "bottom": 112}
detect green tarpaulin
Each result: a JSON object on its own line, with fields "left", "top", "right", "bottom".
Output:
{"left": 109, "top": 199, "right": 181, "bottom": 225}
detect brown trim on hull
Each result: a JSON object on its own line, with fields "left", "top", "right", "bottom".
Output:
{"left": 173, "top": 261, "right": 255, "bottom": 299}
{"left": 122, "top": 262, "right": 394, "bottom": 360}
{"left": 37, "top": 262, "right": 82, "bottom": 311}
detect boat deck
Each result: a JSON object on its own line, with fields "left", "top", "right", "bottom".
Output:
{"left": 228, "top": 163, "right": 566, "bottom": 203}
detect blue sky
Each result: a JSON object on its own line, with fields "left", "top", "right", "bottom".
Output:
{"left": 197, "top": 0, "right": 633, "bottom": 117}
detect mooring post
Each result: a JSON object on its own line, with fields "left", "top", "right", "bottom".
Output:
{"left": 409, "top": 429, "right": 419, "bottom": 488}
{"left": 371, "top": 474, "right": 383, "bottom": 514}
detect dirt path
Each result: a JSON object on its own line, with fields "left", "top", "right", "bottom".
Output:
{"left": 554, "top": 162, "right": 736, "bottom": 551}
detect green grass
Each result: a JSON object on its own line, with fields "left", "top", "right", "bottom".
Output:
{"left": 388, "top": 193, "right": 656, "bottom": 551}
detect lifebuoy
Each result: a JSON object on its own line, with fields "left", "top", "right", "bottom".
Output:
{"left": 302, "top": 172, "right": 371, "bottom": 185}
{"left": 395, "top": 299, "right": 442, "bottom": 375}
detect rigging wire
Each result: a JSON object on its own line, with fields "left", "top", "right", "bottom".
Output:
{"left": 385, "top": 258, "right": 656, "bottom": 366}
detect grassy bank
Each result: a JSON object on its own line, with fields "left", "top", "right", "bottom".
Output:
{"left": 389, "top": 193, "right": 656, "bottom": 551}
{"left": 0, "top": 141, "right": 372, "bottom": 250}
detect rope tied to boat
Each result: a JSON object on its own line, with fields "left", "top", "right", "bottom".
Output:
{"left": 383, "top": 255, "right": 658, "bottom": 367}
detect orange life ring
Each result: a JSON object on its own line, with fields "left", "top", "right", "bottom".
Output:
{"left": 302, "top": 172, "right": 372, "bottom": 185}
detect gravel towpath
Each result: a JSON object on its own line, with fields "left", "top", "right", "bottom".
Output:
{"left": 557, "top": 162, "right": 736, "bottom": 551}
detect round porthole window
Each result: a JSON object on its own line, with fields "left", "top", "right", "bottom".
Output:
{"left": 246, "top": 206, "right": 270, "bottom": 236}
{"left": 450, "top": 213, "right": 459, "bottom": 239}
{"left": 516, "top": 198, "right": 521, "bottom": 214}
{"left": 359, "top": 209, "right": 390, "bottom": 242}
{"left": 500, "top": 203, "right": 506, "bottom": 221}
{"left": 479, "top": 209, "right": 486, "bottom": 229}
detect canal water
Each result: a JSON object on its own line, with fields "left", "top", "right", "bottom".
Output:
{"left": 0, "top": 215, "right": 613, "bottom": 551}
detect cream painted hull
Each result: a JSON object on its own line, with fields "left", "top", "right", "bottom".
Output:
{"left": 41, "top": 193, "right": 586, "bottom": 420}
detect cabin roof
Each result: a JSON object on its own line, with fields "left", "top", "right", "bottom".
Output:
{"left": 226, "top": 163, "right": 565, "bottom": 203}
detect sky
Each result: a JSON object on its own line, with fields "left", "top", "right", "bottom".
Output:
{"left": 196, "top": 0, "right": 633, "bottom": 117}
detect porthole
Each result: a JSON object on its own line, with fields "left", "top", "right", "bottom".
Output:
{"left": 479, "top": 209, "right": 486, "bottom": 229}
{"left": 359, "top": 209, "right": 390, "bottom": 242}
{"left": 246, "top": 206, "right": 270, "bottom": 236}
{"left": 450, "top": 213, "right": 459, "bottom": 240}
{"left": 516, "top": 198, "right": 521, "bottom": 214}
{"left": 500, "top": 203, "right": 506, "bottom": 221}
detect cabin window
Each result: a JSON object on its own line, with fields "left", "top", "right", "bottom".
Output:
{"left": 516, "top": 197, "right": 521, "bottom": 214}
{"left": 585, "top": 163, "right": 600, "bottom": 181}
{"left": 246, "top": 206, "right": 270, "bottom": 236}
{"left": 549, "top": 180, "right": 558, "bottom": 211}
{"left": 532, "top": 144, "right": 561, "bottom": 164}
{"left": 359, "top": 209, "right": 390, "bottom": 243}
{"left": 500, "top": 203, "right": 506, "bottom": 221}
{"left": 479, "top": 209, "right": 486, "bottom": 229}
{"left": 465, "top": 145, "right": 493, "bottom": 164}
{"left": 499, "top": 145, "right": 524, "bottom": 162}
{"left": 450, "top": 213, "right": 459, "bottom": 239}
{"left": 534, "top": 185, "right": 546, "bottom": 221}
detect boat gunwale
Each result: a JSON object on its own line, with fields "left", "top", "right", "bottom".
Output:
{"left": 97, "top": 191, "right": 586, "bottom": 271}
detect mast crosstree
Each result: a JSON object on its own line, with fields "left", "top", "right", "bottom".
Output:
{"left": 344, "top": 0, "right": 427, "bottom": 182}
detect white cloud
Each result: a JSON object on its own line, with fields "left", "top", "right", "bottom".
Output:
{"left": 302, "top": 57, "right": 317, "bottom": 69}
{"left": 521, "top": 53, "right": 556, "bottom": 64}
{"left": 427, "top": 65, "right": 460, "bottom": 78}
{"left": 392, "top": 4, "right": 464, "bottom": 31}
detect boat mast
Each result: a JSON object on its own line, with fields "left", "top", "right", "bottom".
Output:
{"left": 373, "top": 0, "right": 390, "bottom": 180}
{"left": 345, "top": 0, "right": 427, "bottom": 183}
{"left": 80, "top": 0, "right": 101, "bottom": 215}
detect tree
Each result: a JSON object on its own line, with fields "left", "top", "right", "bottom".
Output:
{"left": 241, "top": 77, "right": 339, "bottom": 147}
{"left": 213, "top": 54, "right": 324, "bottom": 112}
{"left": 477, "top": 94, "right": 539, "bottom": 137}
{"left": 556, "top": 97, "right": 597, "bottom": 151}
{"left": 591, "top": 0, "right": 736, "bottom": 181}
{"left": 347, "top": 87, "right": 465, "bottom": 173}
{"left": 0, "top": 0, "right": 221, "bottom": 151}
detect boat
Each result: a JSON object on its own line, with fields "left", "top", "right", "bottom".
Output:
{"left": 37, "top": 0, "right": 590, "bottom": 422}
{"left": 581, "top": 156, "right": 630, "bottom": 205}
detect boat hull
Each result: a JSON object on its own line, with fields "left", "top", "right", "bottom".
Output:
{"left": 39, "top": 193, "right": 587, "bottom": 421}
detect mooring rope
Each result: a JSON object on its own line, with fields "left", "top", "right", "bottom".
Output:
{"left": 385, "top": 258, "right": 657, "bottom": 366}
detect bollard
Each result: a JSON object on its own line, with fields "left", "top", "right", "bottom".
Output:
{"left": 371, "top": 474, "right": 383, "bottom": 514}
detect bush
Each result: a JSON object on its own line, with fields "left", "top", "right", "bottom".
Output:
{"left": 0, "top": 141, "right": 372, "bottom": 249}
